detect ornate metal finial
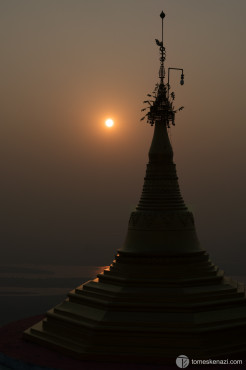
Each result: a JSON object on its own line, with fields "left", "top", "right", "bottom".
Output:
{"left": 140, "top": 12, "right": 185, "bottom": 128}
{"left": 155, "top": 11, "right": 166, "bottom": 85}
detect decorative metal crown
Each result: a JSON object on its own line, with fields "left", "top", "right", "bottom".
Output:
{"left": 141, "top": 11, "right": 184, "bottom": 127}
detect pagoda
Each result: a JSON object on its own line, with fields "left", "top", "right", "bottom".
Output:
{"left": 24, "top": 12, "right": 246, "bottom": 364}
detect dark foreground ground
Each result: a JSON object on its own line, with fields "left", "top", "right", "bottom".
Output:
{"left": 0, "top": 315, "right": 245, "bottom": 370}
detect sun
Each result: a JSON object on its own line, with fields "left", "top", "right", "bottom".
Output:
{"left": 105, "top": 118, "right": 114, "bottom": 127}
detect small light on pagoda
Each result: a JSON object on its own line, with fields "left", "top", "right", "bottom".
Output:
{"left": 180, "top": 73, "right": 184, "bottom": 85}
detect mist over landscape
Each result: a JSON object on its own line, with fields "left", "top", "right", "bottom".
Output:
{"left": 0, "top": 0, "right": 246, "bottom": 276}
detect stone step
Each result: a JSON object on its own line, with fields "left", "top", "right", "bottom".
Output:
{"left": 114, "top": 251, "right": 210, "bottom": 264}
{"left": 105, "top": 264, "right": 220, "bottom": 279}
{"left": 39, "top": 302, "right": 246, "bottom": 331}
{"left": 76, "top": 283, "right": 245, "bottom": 304}
{"left": 136, "top": 205, "right": 188, "bottom": 211}
{"left": 110, "top": 260, "right": 217, "bottom": 271}
{"left": 82, "top": 282, "right": 239, "bottom": 298}
{"left": 138, "top": 196, "right": 185, "bottom": 201}
{"left": 78, "top": 288, "right": 245, "bottom": 305}
{"left": 67, "top": 287, "right": 246, "bottom": 312}
{"left": 83, "top": 279, "right": 238, "bottom": 296}
{"left": 97, "top": 269, "right": 225, "bottom": 287}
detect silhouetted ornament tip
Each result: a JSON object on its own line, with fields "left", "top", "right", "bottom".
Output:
{"left": 160, "top": 11, "right": 165, "bottom": 19}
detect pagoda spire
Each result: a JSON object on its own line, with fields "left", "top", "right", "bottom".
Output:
{"left": 122, "top": 11, "right": 199, "bottom": 254}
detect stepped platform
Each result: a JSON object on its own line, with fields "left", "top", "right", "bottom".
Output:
{"left": 24, "top": 250, "right": 246, "bottom": 364}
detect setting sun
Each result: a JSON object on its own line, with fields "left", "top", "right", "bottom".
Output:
{"left": 105, "top": 118, "right": 114, "bottom": 127}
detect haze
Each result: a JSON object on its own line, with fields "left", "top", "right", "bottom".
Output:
{"left": 1, "top": 0, "right": 246, "bottom": 274}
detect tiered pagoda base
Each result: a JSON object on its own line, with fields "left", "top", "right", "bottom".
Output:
{"left": 24, "top": 249, "right": 246, "bottom": 364}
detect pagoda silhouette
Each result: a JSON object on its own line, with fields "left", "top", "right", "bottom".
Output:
{"left": 24, "top": 12, "right": 246, "bottom": 364}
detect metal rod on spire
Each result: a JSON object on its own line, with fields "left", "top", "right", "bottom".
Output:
{"left": 160, "top": 11, "right": 165, "bottom": 45}
{"left": 159, "top": 11, "right": 165, "bottom": 85}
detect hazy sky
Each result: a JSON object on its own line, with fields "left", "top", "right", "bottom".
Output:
{"left": 1, "top": 0, "right": 246, "bottom": 272}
